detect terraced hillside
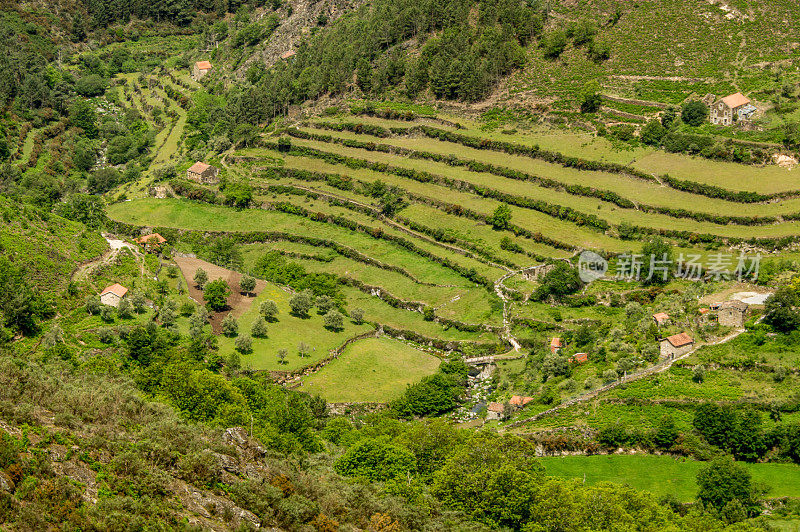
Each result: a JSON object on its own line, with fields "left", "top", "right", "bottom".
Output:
{"left": 107, "top": 99, "right": 800, "bottom": 406}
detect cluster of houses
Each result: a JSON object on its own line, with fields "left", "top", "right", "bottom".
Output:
{"left": 548, "top": 300, "right": 750, "bottom": 364}
{"left": 486, "top": 395, "right": 534, "bottom": 421}
{"left": 97, "top": 233, "right": 170, "bottom": 307}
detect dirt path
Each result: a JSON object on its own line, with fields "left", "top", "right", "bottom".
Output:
{"left": 505, "top": 326, "right": 749, "bottom": 430}
{"left": 72, "top": 234, "right": 142, "bottom": 287}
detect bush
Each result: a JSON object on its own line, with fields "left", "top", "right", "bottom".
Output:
{"left": 100, "top": 305, "right": 115, "bottom": 322}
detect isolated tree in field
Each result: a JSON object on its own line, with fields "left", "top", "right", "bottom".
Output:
{"left": 542, "top": 29, "right": 567, "bottom": 59}
{"left": 251, "top": 317, "right": 268, "bottom": 338}
{"left": 289, "top": 291, "right": 313, "bottom": 317}
{"left": 350, "top": 307, "right": 365, "bottom": 324}
{"left": 488, "top": 204, "right": 512, "bottom": 230}
{"left": 580, "top": 81, "right": 603, "bottom": 113}
{"left": 159, "top": 304, "right": 177, "bottom": 328}
{"left": 203, "top": 279, "right": 230, "bottom": 311}
{"left": 324, "top": 310, "right": 344, "bottom": 331}
{"left": 221, "top": 314, "right": 238, "bottom": 336}
{"left": 167, "top": 265, "right": 178, "bottom": 278}
{"left": 239, "top": 274, "right": 256, "bottom": 295}
{"left": 277, "top": 348, "right": 288, "bottom": 365}
{"left": 315, "top": 295, "right": 334, "bottom": 314}
{"left": 696, "top": 456, "right": 758, "bottom": 517}
{"left": 260, "top": 299, "right": 279, "bottom": 320}
{"left": 235, "top": 335, "right": 252, "bottom": 354}
{"left": 298, "top": 341, "right": 310, "bottom": 357}
{"left": 681, "top": 100, "right": 708, "bottom": 127}
{"left": 43, "top": 325, "right": 64, "bottom": 348}
{"left": 194, "top": 268, "right": 208, "bottom": 289}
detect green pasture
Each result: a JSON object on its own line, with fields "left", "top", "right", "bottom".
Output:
{"left": 541, "top": 455, "right": 800, "bottom": 502}
{"left": 216, "top": 281, "right": 373, "bottom": 371}
{"left": 298, "top": 336, "right": 441, "bottom": 402}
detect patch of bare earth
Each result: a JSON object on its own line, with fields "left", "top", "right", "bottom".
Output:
{"left": 174, "top": 256, "right": 268, "bottom": 333}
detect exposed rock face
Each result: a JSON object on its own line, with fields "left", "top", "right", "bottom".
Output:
{"left": 236, "top": 0, "right": 368, "bottom": 76}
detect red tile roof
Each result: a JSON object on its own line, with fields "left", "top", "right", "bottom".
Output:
{"left": 509, "top": 395, "right": 534, "bottom": 407}
{"left": 195, "top": 61, "right": 213, "bottom": 70}
{"left": 571, "top": 352, "right": 588, "bottom": 364}
{"left": 653, "top": 312, "right": 670, "bottom": 324}
{"left": 101, "top": 283, "right": 128, "bottom": 298}
{"left": 137, "top": 233, "right": 166, "bottom": 245}
{"left": 188, "top": 161, "right": 211, "bottom": 174}
{"left": 664, "top": 332, "right": 694, "bottom": 348}
{"left": 487, "top": 402, "right": 505, "bottom": 413}
{"left": 550, "top": 337, "right": 562, "bottom": 348}
{"left": 281, "top": 50, "right": 296, "bottom": 59}
{"left": 721, "top": 92, "right": 750, "bottom": 109}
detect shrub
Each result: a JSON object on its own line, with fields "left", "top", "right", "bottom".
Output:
{"left": 100, "top": 305, "right": 115, "bottom": 322}
{"left": 239, "top": 275, "right": 256, "bottom": 295}
{"left": 194, "top": 268, "right": 208, "bottom": 289}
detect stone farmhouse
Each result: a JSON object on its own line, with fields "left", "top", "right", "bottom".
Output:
{"left": 486, "top": 402, "right": 505, "bottom": 420}
{"left": 659, "top": 332, "right": 694, "bottom": 359}
{"left": 717, "top": 300, "right": 748, "bottom": 327}
{"left": 710, "top": 92, "right": 756, "bottom": 125}
{"left": 187, "top": 162, "right": 220, "bottom": 184}
{"left": 100, "top": 283, "right": 128, "bottom": 308}
{"left": 192, "top": 61, "right": 213, "bottom": 81}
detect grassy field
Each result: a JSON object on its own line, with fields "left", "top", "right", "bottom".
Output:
{"left": 541, "top": 455, "right": 800, "bottom": 502}
{"left": 216, "top": 281, "right": 373, "bottom": 371}
{"left": 299, "top": 336, "right": 441, "bottom": 402}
